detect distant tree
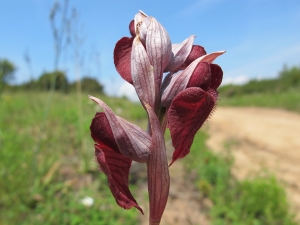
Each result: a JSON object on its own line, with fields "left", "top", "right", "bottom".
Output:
{"left": 279, "top": 66, "right": 300, "bottom": 89}
{"left": 19, "top": 79, "right": 37, "bottom": 91}
{"left": 219, "top": 64, "right": 300, "bottom": 97}
{"left": 37, "top": 70, "right": 68, "bottom": 92}
{"left": 0, "top": 59, "right": 16, "bottom": 84}
{"left": 70, "top": 77, "right": 103, "bottom": 93}
{"left": 81, "top": 77, "right": 103, "bottom": 93}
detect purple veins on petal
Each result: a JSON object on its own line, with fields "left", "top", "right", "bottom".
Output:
{"left": 90, "top": 113, "right": 144, "bottom": 213}
{"left": 114, "top": 37, "right": 134, "bottom": 84}
{"left": 144, "top": 103, "right": 170, "bottom": 224}
{"left": 94, "top": 145, "right": 144, "bottom": 214}
{"left": 177, "top": 45, "right": 207, "bottom": 71}
{"left": 145, "top": 17, "right": 172, "bottom": 82}
{"left": 167, "top": 87, "right": 216, "bottom": 166}
{"left": 90, "top": 112, "right": 120, "bottom": 152}
{"left": 89, "top": 95, "right": 151, "bottom": 163}
{"left": 131, "top": 36, "right": 156, "bottom": 109}
{"left": 165, "top": 35, "right": 195, "bottom": 72}
{"left": 161, "top": 51, "right": 225, "bottom": 108}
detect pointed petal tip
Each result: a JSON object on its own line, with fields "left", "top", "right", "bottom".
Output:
{"left": 210, "top": 50, "right": 226, "bottom": 55}
{"left": 138, "top": 206, "right": 144, "bottom": 215}
{"left": 88, "top": 95, "right": 96, "bottom": 101}
{"left": 168, "top": 160, "right": 175, "bottom": 167}
{"left": 138, "top": 10, "right": 148, "bottom": 17}
{"left": 88, "top": 95, "right": 100, "bottom": 103}
{"left": 94, "top": 145, "right": 144, "bottom": 214}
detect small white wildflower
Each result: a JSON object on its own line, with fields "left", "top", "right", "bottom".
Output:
{"left": 80, "top": 196, "right": 94, "bottom": 207}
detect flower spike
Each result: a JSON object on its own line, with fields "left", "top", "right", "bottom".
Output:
{"left": 91, "top": 10, "right": 225, "bottom": 225}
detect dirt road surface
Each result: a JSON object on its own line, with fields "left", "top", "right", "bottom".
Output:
{"left": 206, "top": 107, "right": 300, "bottom": 220}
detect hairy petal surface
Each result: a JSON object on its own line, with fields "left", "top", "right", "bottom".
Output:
{"left": 131, "top": 37, "right": 156, "bottom": 109}
{"left": 161, "top": 51, "right": 225, "bottom": 108}
{"left": 89, "top": 95, "right": 151, "bottom": 163}
{"left": 165, "top": 35, "right": 195, "bottom": 72}
{"left": 167, "top": 87, "right": 215, "bottom": 165}
{"left": 144, "top": 103, "right": 170, "bottom": 225}
{"left": 114, "top": 37, "right": 134, "bottom": 84}
{"left": 94, "top": 144, "right": 143, "bottom": 214}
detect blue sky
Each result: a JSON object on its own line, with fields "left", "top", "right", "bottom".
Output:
{"left": 1, "top": 0, "right": 300, "bottom": 98}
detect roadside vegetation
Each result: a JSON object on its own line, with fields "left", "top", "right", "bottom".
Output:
{"left": 183, "top": 131, "right": 297, "bottom": 225}
{"left": 1, "top": 58, "right": 299, "bottom": 224}
{"left": 218, "top": 65, "right": 300, "bottom": 113}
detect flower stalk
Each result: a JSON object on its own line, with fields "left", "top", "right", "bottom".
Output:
{"left": 90, "top": 10, "right": 225, "bottom": 224}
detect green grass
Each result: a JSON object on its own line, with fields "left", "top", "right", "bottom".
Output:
{"left": 2, "top": 90, "right": 298, "bottom": 225}
{"left": 182, "top": 131, "right": 298, "bottom": 225}
{"left": 218, "top": 89, "right": 300, "bottom": 113}
{"left": 218, "top": 64, "right": 300, "bottom": 113}
{"left": 0, "top": 91, "right": 147, "bottom": 225}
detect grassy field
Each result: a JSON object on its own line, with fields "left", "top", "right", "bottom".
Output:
{"left": 1, "top": 91, "right": 298, "bottom": 225}
{"left": 218, "top": 89, "right": 300, "bottom": 113}
{"left": 0, "top": 91, "right": 146, "bottom": 225}
{"left": 218, "top": 65, "right": 300, "bottom": 113}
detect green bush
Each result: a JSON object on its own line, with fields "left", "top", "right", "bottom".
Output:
{"left": 69, "top": 77, "right": 104, "bottom": 94}
{"left": 219, "top": 65, "right": 300, "bottom": 98}
{"left": 218, "top": 65, "right": 300, "bottom": 113}
{"left": 37, "top": 70, "right": 69, "bottom": 92}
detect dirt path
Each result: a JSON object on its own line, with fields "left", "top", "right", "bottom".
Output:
{"left": 206, "top": 107, "right": 300, "bottom": 220}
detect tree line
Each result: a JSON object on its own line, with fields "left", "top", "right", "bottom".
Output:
{"left": 219, "top": 65, "right": 300, "bottom": 97}
{"left": 0, "top": 58, "right": 103, "bottom": 94}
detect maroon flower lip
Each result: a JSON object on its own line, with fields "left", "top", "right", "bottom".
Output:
{"left": 90, "top": 10, "right": 225, "bottom": 225}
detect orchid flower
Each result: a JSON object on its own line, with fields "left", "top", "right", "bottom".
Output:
{"left": 90, "top": 10, "right": 225, "bottom": 225}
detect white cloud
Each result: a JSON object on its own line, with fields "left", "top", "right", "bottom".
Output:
{"left": 222, "top": 75, "right": 249, "bottom": 86}
{"left": 117, "top": 81, "right": 139, "bottom": 102}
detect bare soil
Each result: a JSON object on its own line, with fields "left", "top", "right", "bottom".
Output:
{"left": 206, "top": 107, "right": 300, "bottom": 220}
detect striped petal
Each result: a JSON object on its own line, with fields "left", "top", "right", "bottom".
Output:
{"left": 131, "top": 36, "right": 156, "bottom": 109}
{"left": 161, "top": 51, "right": 225, "bottom": 108}
{"left": 165, "top": 35, "right": 195, "bottom": 72}
{"left": 167, "top": 87, "right": 216, "bottom": 165}
{"left": 114, "top": 37, "right": 134, "bottom": 84}
{"left": 94, "top": 144, "right": 143, "bottom": 213}
{"left": 89, "top": 95, "right": 151, "bottom": 163}
{"left": 144, "top": 103, "right": 170, "bottom": 224}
